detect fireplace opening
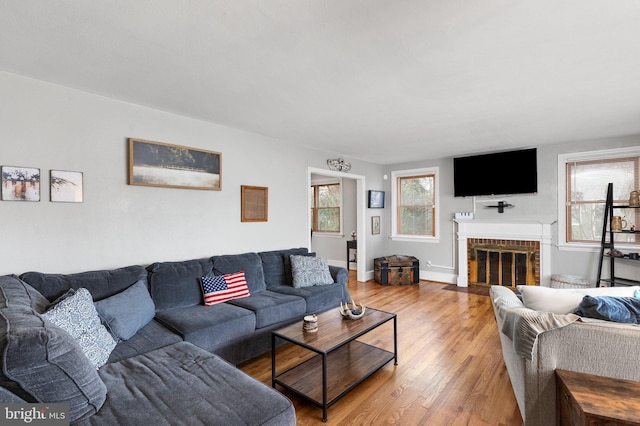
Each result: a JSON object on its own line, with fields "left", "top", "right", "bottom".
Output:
{"left": 468, "top": 239, "right": 539, "bottom": 287}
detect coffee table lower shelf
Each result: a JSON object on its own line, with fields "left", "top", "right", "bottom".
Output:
{"left": 273, "top": 340, "right": 395, "bottom": 421}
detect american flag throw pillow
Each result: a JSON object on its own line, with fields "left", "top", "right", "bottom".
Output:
{"left": 200, "top": 271, "right": 251, "bottom": 306}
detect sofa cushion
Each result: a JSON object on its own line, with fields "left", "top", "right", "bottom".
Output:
{"left": 269, "top": 283, "right": 347, "bottom": 314}
{"left": 259, "top": 248, "right": 311, "bottom": 288}
{"left": 226, "top": 290, "right": 306, "bottom": 328}
{"left": 79, "top": 342, "right": 295, "bottom": 426}
{"left": 290, "top": 255, "right": 333, "bottom": 288}
{"left": 107, "top": 319, "right": 183, "bottom": 363}
{"left": 0, "top": 274, "right": 49, "bottom": 313}
{"left": 94, "top": 280, "right": 156, "bottom": 341}
{"left": 200, "top": 272, "right": 250, "bottom": 306}
{"left": 42, "top": 288, "right": 117, "bottom": 368}
{"left": 211, "top": 252, "right": 266, "bottom": 293}
{"left": 517, "top": 285, "right": 640, "bottom": 314}
{"left": 0, "top": 276, "right": 107, "bottom": 423}
{"left": 147, "top": 258, "right": 213, "bottom": 311}
{"left": 154, "top": 304, "right": 256, "bottom": 352}
{"left": 20, "top": 265, "right": 147, "bottom": 302}
{"left": 574, "top": 295, "right": 640, "bottom": 324}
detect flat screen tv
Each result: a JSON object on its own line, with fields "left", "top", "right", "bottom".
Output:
{"left": 453, "top": 148, "right": 537, "bottom": 197}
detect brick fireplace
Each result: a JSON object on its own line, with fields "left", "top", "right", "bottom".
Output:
{"left": 455, "top": 220, "right": 552, "bottom": 287}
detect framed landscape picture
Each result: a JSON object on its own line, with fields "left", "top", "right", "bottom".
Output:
{"left": 50, "top": 170, "right": 83, "bottom": 202}
{"left": 128, "top": 138, "right": 222, "bottom": 190}
{"left": 1, "top": 166, "right": 40, "bottom": 201}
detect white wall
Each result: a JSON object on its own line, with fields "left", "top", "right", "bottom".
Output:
{"left": 380, "top": 135, "right": 640, "bottom": 284}
{"left": 3, "top": 70, "right": 637, "bottom": 285}
{"left": 0, "top": 71, "right": 377, "bottom": 275}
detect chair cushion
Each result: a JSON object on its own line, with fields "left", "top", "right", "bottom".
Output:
{"left": 517, "top": 285, "right": 640, "bottom": 314}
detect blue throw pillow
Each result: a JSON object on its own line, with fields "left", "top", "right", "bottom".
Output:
{"left": 573, "top": 295, "right": 640, "bottom": 324}
{"left": 94, "top": 280, "right": 156, "bottom": 341}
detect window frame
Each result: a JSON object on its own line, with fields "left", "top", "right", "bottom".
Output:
{"left": 390, "top": 167, "right": 440, "bottom": 242}
{"left": 310, "top": 179, "right": 343, "bottom": 235}
{"left": 557, "top": 146, "right": 640, "bottom": 251}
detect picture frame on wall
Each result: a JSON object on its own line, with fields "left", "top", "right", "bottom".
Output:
{"left": 51, "top": 170, "right": 84, "bottom": 203}
{"left": 368, "top": 190, "right": 385, "bottom": 208}
{"left": 128, "top": 138, "right": 222, "bottom": 190}
{"left": 241, "top": 185, "right": 268, "bottom": 222}
{"left": 372, "top": 216, "right": 380, "bottom": 235}
{"left": 1, "top": 166, "right": 40, "bottom": 202}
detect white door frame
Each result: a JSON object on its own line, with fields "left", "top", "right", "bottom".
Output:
{"left": 307, "top": 167, "right": 366, "bottom": 282}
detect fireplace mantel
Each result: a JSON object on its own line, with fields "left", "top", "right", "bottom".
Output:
{"left": 455, "top": 220, "right": 552, "bottom": 287}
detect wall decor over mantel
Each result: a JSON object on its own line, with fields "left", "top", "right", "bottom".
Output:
{"left": 241, "top": 185, "right": 268, "bottom": 222}
{"left": 1, "top": 166, "right": 40, "bottom": 201}
{"left": 128, "top": 138, "right": 222, "bottom": 190}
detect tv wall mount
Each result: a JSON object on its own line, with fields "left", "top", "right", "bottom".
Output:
{"left": 486, "top": 201, "right": 514, "bottom": 213}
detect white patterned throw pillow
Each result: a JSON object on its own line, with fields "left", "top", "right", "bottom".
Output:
{"left": 42, "top": 288, "right": 117, "bottom": 368}
{"left": 290, "top": 255, "right": 334, "bottom": 288}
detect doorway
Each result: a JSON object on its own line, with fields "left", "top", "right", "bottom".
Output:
{"left": 307, "top": 167, "right": 366, "bottom": 282}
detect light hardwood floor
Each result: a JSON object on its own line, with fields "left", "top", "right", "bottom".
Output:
{"left": 239, "top": 276, "right": 522, "bottom": 425}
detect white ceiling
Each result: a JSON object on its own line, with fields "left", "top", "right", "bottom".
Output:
{"left": 1, "top": 1, "right": 639, "bottom": 164}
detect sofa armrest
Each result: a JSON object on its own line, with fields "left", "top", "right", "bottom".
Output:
{"left": 329, "top": 265, "right": 348, "bottom": 286}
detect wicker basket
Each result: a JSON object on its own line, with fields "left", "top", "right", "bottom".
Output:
{"left": 550, "top": 274, "right": 592, "bottom": 289}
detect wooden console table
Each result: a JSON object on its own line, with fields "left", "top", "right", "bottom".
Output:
{"left": 556, "top": 369, "right": 640, "bottom": 425}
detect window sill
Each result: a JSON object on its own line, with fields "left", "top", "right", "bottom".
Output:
{"left": 558, "top": 242, "right": 640, "bottom": 252}
{"left": 312, "top": 233, "right": 344, "bottom": 238}
{"left": 390, "top": 235, "right": 440, "bottom": 243}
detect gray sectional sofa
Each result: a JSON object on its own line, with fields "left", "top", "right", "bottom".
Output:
{"left": 0, "top": 247, "right": 349, "bottom": 425}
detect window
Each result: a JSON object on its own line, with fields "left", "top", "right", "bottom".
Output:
{"left": 310, "top": 182, "right": 341, "bottom": 233}
{"left": 559, "top": 147, "right": 640, "bottom": 248}
{"left": 391, "top": 167, "right": 439, "bottom": 241}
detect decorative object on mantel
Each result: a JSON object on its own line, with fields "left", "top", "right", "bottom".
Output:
{"left": 128, "top": 138, "right": 221, "bottom": 190}
{"left": 339, "top": 300, "right": 366, "bottom": 320}
{"left": 50, "top": 170, "right": 83, "bottom": 203}
{"left": 241, "top": 185, "right": 268, "bottom": 222}
{"left": 326, "top": 158, "right": 351, "bottom": 172}
{"left": 350, "top": 230, "right": 357, "bottom": 240}
{"left": 1, "top": 166, "right": 40, "bottom": 202}
{"left": 302, "top": 314, "right": 318, "bottom": 332}
{"left": 486, "top": 200, "right": 513, "bottom": 213}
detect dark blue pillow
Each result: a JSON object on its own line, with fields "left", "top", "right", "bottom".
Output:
{"left": 573, "top": 295, "right": 640, "bottom": 324}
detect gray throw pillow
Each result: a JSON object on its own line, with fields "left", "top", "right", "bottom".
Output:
{"left": 42, "top": 288, "right": 116, "bottom": 369}
{"left": 290, "top": 255, "right": 334, "bottom": 288}
{"left": 94, "top": 280, "right": 156, "bottom": 341}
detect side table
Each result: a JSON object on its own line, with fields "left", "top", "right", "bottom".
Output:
{"left": 556, "top": 369, "right": 640, "bottom": 425}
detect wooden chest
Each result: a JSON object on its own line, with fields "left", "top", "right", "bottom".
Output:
{"left": 374, "top": 255, "right": 419, "bottom": 285}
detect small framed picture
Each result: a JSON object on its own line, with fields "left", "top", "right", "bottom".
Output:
{"left": 1, "top": 166, "right": 40, "bottom": 201}
{"left": 372, "top": 216, "right": 380, "bottom": 235}
{"left": 241, "top": 185, "right": 268, "bottom": 222}
{"left": 368, "top": 190, "right": 385, "bottom": 208}
{"left": 51, "top": 170, "right": 84, "bottom": 203}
